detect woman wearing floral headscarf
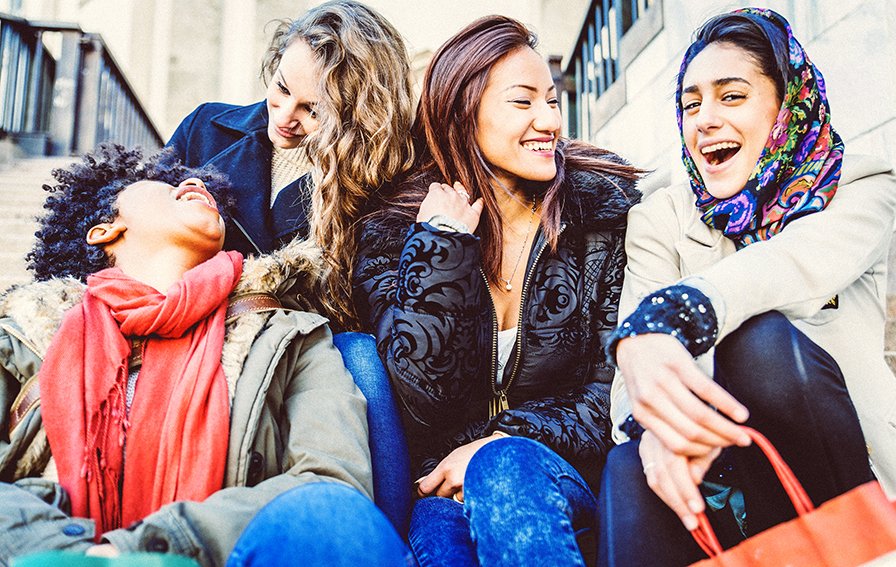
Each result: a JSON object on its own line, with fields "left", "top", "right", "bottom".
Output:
{"left": 599, "top": 8, "right": 896, "bottom": 566}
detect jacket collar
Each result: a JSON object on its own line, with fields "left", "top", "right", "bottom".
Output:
{"left": 211, "top": 101, "right": 269, "bottom": 135}
{"left": 559, "top": 165, "right": 641, "bottom": 228}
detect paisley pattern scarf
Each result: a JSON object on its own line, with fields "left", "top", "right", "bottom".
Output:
{"left": 676, "top": 7, "right": 844, "bottom": 247}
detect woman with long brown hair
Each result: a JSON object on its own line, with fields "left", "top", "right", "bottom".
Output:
{"left": 355, "top": 15, "right": 641, "bottom": 565}
{"left": 169, "top": 0, "right": 415, "bottom": 331}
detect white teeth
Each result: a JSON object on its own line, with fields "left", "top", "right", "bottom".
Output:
{"left": 178, "top": 191, "right": 211, "bottom": 206}
{"left": 701, "top": 141, "right": 740, "bottom": 154}
{"left": 522, "top": 141, "right": 553, "bottom": 152}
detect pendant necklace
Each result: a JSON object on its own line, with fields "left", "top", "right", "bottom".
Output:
{"left": 497, "top": 198, "right": 537, "bottom": 292}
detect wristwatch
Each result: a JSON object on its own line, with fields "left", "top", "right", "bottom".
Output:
{"left": 426, "top": 214, "right": 469, "bottom": 234}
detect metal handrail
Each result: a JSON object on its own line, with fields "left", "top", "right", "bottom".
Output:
{"left": 0, "top": 12, "right": 162, "bottom": 156}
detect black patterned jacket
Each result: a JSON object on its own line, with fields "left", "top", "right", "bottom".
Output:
{"left": 354, "top": 162, "right": 640, "bottom": 489}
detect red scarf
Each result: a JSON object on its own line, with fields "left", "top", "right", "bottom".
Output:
{"left": 41, "top": 250, "right": 243, "bottom": 536}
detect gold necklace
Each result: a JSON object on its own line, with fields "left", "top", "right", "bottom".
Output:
{"left": 497, "top": 199, "right": 537, "bottom": 292}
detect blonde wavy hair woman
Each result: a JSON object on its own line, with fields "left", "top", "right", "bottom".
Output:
{"left": 169, "top": 0, "right": 415, "bottom": 331}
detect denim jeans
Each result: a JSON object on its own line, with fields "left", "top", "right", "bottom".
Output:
{"left": 410, "top": 437, "right": 598, "bottom": 567}
{"left": 598, "top": 312, "right": 874, "bottom": 567}
{"left": 226, "top": 482, "right": 411, "bottom": 566}
{"left": 333, "top": 332, "right": 412, "bottom": 535}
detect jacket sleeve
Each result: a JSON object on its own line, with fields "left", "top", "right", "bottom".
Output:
{"left": 691, "top": 167, "right": 896, "bottom": 342}
{"left": 354, "top": 222, "right": 489, "bottom": 429}
{"left": 103, "top": 322, "right": 372, "bottom": 566}
{"left": 609, "top": 188, "right": 688, "bottom": 441}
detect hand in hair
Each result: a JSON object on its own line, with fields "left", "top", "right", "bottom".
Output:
{"left": 617, "top": 333, "right": 751, "bottom": 456}
{"left": 416, "top": 182, "right": 484, "bottom": 233}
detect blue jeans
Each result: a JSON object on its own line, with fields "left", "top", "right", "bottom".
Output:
{"left": 598, "top": 312, "right": 873, "bottom": 567}
{"left": 333, "top": 332, "right": 412, "bottom": 535}
{"left": 410, "top": 437, "right": 598, "bottom": 567}
{"left": 226, "top": 482, "right": 411, "bottom": 566}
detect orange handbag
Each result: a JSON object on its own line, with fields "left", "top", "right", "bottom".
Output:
{"left": 689, "top": 427, "right": 896, "bottom": 566}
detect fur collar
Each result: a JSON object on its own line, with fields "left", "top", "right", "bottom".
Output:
{"left": 360, "top": 152, "right": 641, "bottom": 253}
{"left": 0, "top": 238, "right": 322, "bottom": 387}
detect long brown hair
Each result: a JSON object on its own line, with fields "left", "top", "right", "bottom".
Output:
{"left": 263, "top": 0, "right": 415, "bottom": 330}
{"left": 412, "top": 16, "right": 639, "bottom": 284}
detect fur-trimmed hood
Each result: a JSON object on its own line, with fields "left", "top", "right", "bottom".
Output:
{"left": 360, "top": 147, "right": 641, "bottom": 253}
{"left": 0, "top": 238, "right": 322, "bottom": 387}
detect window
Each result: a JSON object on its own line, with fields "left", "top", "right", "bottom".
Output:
{"left": 565, "top": 0, "right": 661, "bottom": 139}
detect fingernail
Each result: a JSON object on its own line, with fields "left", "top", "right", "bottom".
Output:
{"left": 738, "top": 434, "right": 752, "bottom": 446}
{"left": 735, "top": 407, "right": 749, "bottom": 422}
{"left": 688, "top": 499, "right": 703, "bottom": 514}
{"left": 683, "top": 515, "right": 698, "bottom": 531}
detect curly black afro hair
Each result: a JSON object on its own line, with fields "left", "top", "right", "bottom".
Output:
{"left": 27, "top": 143, "right": 235, "bottom": 282}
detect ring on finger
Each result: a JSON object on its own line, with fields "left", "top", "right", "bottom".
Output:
{"left": 456, "top": 189, "right": 470, "bottom": 200}
{"left": 452, "top": 492, "right": 464, "bottom": 504}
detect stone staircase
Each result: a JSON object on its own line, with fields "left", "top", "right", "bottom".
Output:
{"left": 0, "top": 156, "right": 76, "bottom": 293}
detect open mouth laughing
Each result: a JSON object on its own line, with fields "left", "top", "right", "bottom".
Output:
{"left": 700, "top": 141, "right": 741, "bottom": 166}
{"left": 174, "top": 185, "right": 217, "bottom": 211}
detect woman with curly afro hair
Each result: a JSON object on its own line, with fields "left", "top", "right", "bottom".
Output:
{"left": 0, "top": 143, "right": 407, "bottom": 566}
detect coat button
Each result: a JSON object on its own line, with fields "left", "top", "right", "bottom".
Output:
{"left": 62, "top": 524, "right": 85, "bottom": 536}
{"left": 146, "top": 537, "right": 169, "bottom": 552}
{"left": 248, "top": 451, "right": 264, "bottom": 481}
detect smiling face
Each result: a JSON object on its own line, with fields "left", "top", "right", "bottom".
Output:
{"left": 266, "top": 40, "right": 322, "bottom": 149}
{"left": 108, "top": 177, "right": 225, "bottom": 255}
{"left": 680, "top": 42, "right": 782, "bottom": 200}
{"left": 474, "top": 46, "right": 561, "bottom": 192}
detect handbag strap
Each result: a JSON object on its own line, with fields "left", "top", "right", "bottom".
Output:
{"left": 690, "top": 426, "right": 815, "bottom": 557}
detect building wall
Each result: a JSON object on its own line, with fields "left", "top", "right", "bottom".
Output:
{"left": 1, "top": 0, "right": 592, "bottom": 138}
{"left": 577, "top": 0, "right": 896, "bottom": 193}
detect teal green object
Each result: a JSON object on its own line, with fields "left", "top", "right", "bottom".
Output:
{"left": 12, "top": 552, "right": 199, "bottom": 567}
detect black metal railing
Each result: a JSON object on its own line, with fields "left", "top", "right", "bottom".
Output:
{"left": 565, "top": 0, "right": 658, "bottom": 138}
{"left": 0, "top": 13, "right": 162, "bottom": 156}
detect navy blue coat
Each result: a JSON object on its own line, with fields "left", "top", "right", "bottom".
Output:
{"left": 167, "top": 101, "right": 311, "bottom": 255}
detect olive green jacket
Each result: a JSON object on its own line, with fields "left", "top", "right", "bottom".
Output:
{"left": 0, "top": 243, "right": 371, "bottom": 566}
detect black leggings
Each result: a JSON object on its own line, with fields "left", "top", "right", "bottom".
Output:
{"left": 598, "top": 311, "right": 874, "bottom": 567}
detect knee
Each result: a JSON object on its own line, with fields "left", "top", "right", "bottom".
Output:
{"left": 468, "top": 437, "right": 546, "bottom": 479}
{"left": 465, "top": 437, "right": 558, "bottom": 498}
{"left": 230, "top": 483, "right": 406, "bottom": 566}
{"left": 714, "top": 312, "right": 841, "bottom": 414}
{"left": 715, "top": 311, "right": 790, "bottom": 367}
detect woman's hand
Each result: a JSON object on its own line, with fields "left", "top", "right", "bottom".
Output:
{"left": 415, "top": 432, "right": 505, "bottom": 501}
{"left": 416, "top": 182, "right": 484, "bottom": 233}
{"left": 640, "top": 430, "right": 720, "bottom": 531}
{"left": 617, "top": 333, "right": 751, "bottom": 456}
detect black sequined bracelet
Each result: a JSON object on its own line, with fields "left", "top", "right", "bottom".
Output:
{"left": 607, "top": 284, "right": 719, "bottom": 366}
{"left": 620, "top": 414, "right": 645, "bottom": 441}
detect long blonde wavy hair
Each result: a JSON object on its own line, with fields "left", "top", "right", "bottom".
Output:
{"left": 263, "top": 0, "right": 415, "bottom": 330}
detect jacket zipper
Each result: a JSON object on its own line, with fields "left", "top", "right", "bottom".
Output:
{"left": 487, "top": 224, "right": 567, "bottom": 417}
{"left": 480, "top": 270, "right": 500, "bottom": 417}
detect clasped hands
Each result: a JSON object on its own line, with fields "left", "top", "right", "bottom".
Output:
{"left": 617, "top": 333, "right": 752, "bottom": 531}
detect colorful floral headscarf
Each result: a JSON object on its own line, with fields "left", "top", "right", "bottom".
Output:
{"left": 676, "top": 7, "right": 844, "bottom": 247}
